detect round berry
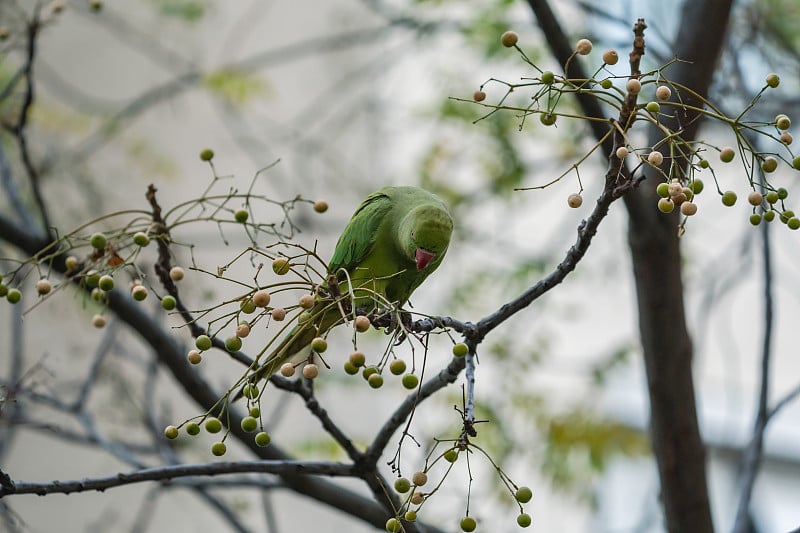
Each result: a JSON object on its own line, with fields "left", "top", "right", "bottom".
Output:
{"left": 237, "top": 299, "right": 255, "bottom": 316}
{"left": 0, "top": 285, "right": 7, "bottom": 297}
{"left": 164, "top": 425, "right": 179, "bottom": 439}
{"left": 65, "top": 256, "right": 79, "bottom": 271}
{"left": 500, "top": 30, "right": 519, "bottom": 47}
{"left": 204, "top": 417, "right": 222, "bottom": 433}
{"left": 690, "top": 179, "right": 705, "bottom": 194}
{"left": 600, "top": 79, "right": 613, "bottom": 89}
{"left": 616, "top": 146, "right": 629, "bottom": 159}
{"left": 90, "top": 232, "right": 107, "bottom": 249}
{"left": 656, "top": 182, "right": 670, "bottom": 198}
{"left": 187, "top": 349, "right": 202, "bottom": 364}
{"left": 255, "top": 431, "right": 271, "bottom": 447}
{"left": 647, "top": 151, "right": 664, "bottom": 166}
{"left": 404, "top": 510, "right": 417, "bottom": 522}
{"left": 657, "top": 198, "right": 675, "bottom": 213}
{"left": 626, "top": 78, "right": 642, "bottom": 94}
{"left": 541, "top": 71, "right": 555, "bottom": 85}
{"left": 453, "top": 343, "right": 469, "bottom": 357}
{"left": 297, "top": 311, "right": 313, "bottom": 325}
{"left": 646, "top": 101, "right": 660, "bottom": 113}
{"left": 349, "top": 351, "right": 366, "bottom": 367}
{"left": 775, "top": 114, "right": 791, "bottom": 130}
{"left": 780, "top": 210, "right": 795, "bottom": 223}
{"left": 385, "top": 518, "right": 401, "bottom": 533}
{"left": 302, "top": 364, "right": 319, "bottom": 379}
{"left": 793, "top": 155, "right": 800, "bottom": 170}
{"left": 200, "top": 148, "right": 214, "bottom": 161}
{"left": 764, "top": 210, "right": 776, "bottom": 222}
{"left": 36, "top": 279, "right": 52, "bottom": 295}
{"left": 698, "top": 159, "right": 709, "bottom": 169}
{"left": 185, "top": 422, "right": 200, "bottom": 435}
{"left": 473, "top": 90, "right": 486, "bottom": 102}
{"left": 311, "top": 337, "right": 328, "bottom": 353}
{"left": 402, "top": 374, "right": 419, "bottom": 389}
{"left": 750, "top": 214, "right": 762, "bottom": 226}
{"left": 272, "top": 257, "right": 291, "bottom": 275}
{"left": 133, "top": 232, "right": 150, "bottom": 247}
{"left": 540, "top": 112, "right": 557, "bottom": 126}
{"left": 517, "top": 513, "right": 532, "bottom": 528}
{"left": 656, "top": 85, "right": 671, "bottom": 100}
{"left": 343, "top": 361, "right": 359, "bottom": 375}
{"left": 236, "top": 322, "right": 251, "bottom": 338}
{"left": 761, "top": 157, "right": 778, "bottom": 173}
{"left": 766, "top": 73, "right": 780, "bottom": 88}
{"left": 92, "top": 314, "right": 107, "bottom": 328}
{"left": 567, "top": 193, "right": 583, "bottom": 208}
{"left": 721, "top": 191, "right": 737, "bottom": 206}
{"left": 362, "top": 366, "right": 378, "bottom": 380}
{"left": 313, "top": 200, "right": 329, "bottom": 213}
{"left": 195, "top": 335, "right": 212, "bottom": 351}
{"left": 252, "top": 289, "right": 271, "bottom": 307}
{"left": 748, "top": 191, "right": 764, "bottom": 206}
{"left": 241, "top": 416, "right": 258, "bottom": 433}
{"left": 169, "top": 266, "right": 185, "bottom": 281}
{"left": 719, "top": 147, "right": 735, "bottom": 163}
{"left": 765, "top": 191, "right": 780, "bottom": 204}
{"left": 98, "top": 275, "right": 114, "bottom": 291}
{"left": 680, "top": 202, "right": 697, "bottom": 216}
{"left": 780, "top": 132, "right": 793, "bottom": 145}
{"left": 131, "top": 285, "right": 148, "bottom": 301}
{"left": 354, "top": 315, "right": 371, "bottom": 332}
{"left": 211, "top": 442, "right": 227, "bottom": 456}
{"left": 242, "top": 383, "right": 259, "bottom": 399}
{"left": 575, "top": 38, "right": 592, "bottom": 55}
{"left": 515, "top": 486, "right": 533, "bottom": 503}
{"left": 298, "top": 294, "right": 314, "bottom": 309}
{"left": 602, "top": 49, "right": 618, "bottom": 65}
{"left": 271, "top": 307, "right": 287, "bottom": 321}
{"left": 6, "top": 288, "right": 21, "bottom": 304}
{"left": 410, "top": 492, "right": 424, "bottom": 505}
{"left": 789, "top": 217, "right": 800, "bottom": 230}
{"left": 394, "top": 477, "right": 411, "bottom": 493}
{"left": 444, "top": 449, "right": 459, "bottom": 463}
{"left": 389, "top": 359, "right": 407, "bottom": 375}
{"left": 85, "top": 271, "right": 100, "bottom": 288}
{"left": 161, "top": 295, "right": 177, "bottom": 310}
{"left": 368, "top": 373, "right": 384, "bottom": 389}
{"left": 412, "top": 471, "right": 428, "bottom": 486}
{"left": 778, "top": 187, "right": 789, "bottom": 200}
{"left": 280, "top": 363, "right": 295, "bottom": 377}
{"left": 460, "top": 516, "right": 477, "bottom": 532}
{"left": 249, "top": 407, "right": 260, "bottom": 417}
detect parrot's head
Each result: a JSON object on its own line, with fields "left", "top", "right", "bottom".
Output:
{"left": 400, "top": 204, "right": 454, "bottom": 271}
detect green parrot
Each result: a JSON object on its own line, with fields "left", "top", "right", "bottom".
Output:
{"left": 239, "top": 186, "right": 453, "bottom": 392}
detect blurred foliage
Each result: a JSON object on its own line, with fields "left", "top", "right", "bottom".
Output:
{"left": 203, "top": 68, "right": 269, "bottom": 106}
{"left": 753, "top": 0, "right": 800, "bottom": 55}
{"left": 148, "top": 0, "right": 207, "bottom": 22}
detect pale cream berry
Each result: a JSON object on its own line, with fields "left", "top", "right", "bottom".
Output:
{"left": 410, "top": 491, "right": 425, "bottom": 505}
{"left": 668, "top": 179, "right": 683, "bottom": 197}
{"left": 780, "top": 132, "right": 793, "bottom": 145}
{"left": 354, "top": 315, "right": 371, "bottom": 333}
{"left": 271, "top": 307, "right": 287, "bottom": 321}
{"left": 187, "top": 350, "right": 202, "bottom": 364}
{"left": 647, "top": 151, "right": 664, "bottom": 166}
{"left": 302, "top": 364, "right": 319, "bottom": 379}
{"left": 236, "top": 322, "right": 251, "bottom": 338}
{"left": 626, "top": 78, "right": 642, "bottom": 94}
{"left": 567, "top": 193, "right": 583, "bottom": 208}
{"left": 775, "top": 114, "right": 791, "bottom": 130}
{"left": 169, "top": 266, "right": 185, "bottom": 281}
{"left": 298, "top": 294, "right": 314, "bottom": 309}
{"left": 602, "top": 49, "right": 619, "bottom": 65}
{"left": 656, "top": 85, "right": 671, "bottom": 100}
{"left": 748, "top": 191, "right": 764, "bottom": 206}
{"left": 36, "top": 279, "right": 52, "bottom": 295}
{"left": 92, "top": 314, "right": 107, "bottom": 328}
{"left": 280, "top": 362, "right": 295, "bottom": 377}
{"left": 65, "top": 256, "right": 79, "bottom": 271}
{"left": 680, "top": 202, "right": 697, "bottom": 216}
{"left": 500, "top": 31, "right": 518, "bottom": 47}
{"left": 575, "top": 38, "right": 593, "bottom": 55}
{"left": 412, "top": 471, "right": 428, "bottom": 486}
{"left": 252, "top": 289, "right": 271, "bottom": 307}
{"left": 616, "top": 146, "right": 628, "bottom": 159}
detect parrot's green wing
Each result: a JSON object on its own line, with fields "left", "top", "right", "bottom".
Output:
{"left": 327, "top": 190, "right": 394, "bottom": 276}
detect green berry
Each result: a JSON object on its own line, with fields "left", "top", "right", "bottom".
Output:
{"left": 133, "top": 232, "right": 150, "bottom": 247}
{"left": 515, "top": 486, "right": 533, "bottom": 503}
{"left": 385, "top": 518, "right": 401, "bottom": 533}
{"left": 225, "top": 336, "right": 243, "bottom": 352}
{"left": 272, "top": 257, "right": 290, "bottom": 275}
{"left": 349, "top": 351, "right": 366, "bottom": 367}
{"left": 249, "top": 407, "right": 260, "bottom": 417}
{"left": 761, "top": 157, "right": 778, "bottom": 173}
{"left": 164, "top": 425, "right": 179, "bottom": 439}
{"left": 719, "top": 147, "right": 735, "bottom": 163}
{"left": 131, "top": 285, "right": 148, "bottom": 301}
{"left": 698, "top": 159, "right": 709, "bottom": 169}
{"left": 241, "top": 416, "right": 258, "bottom": 432}
{"left": 240, "top": 298, "right": 256, "bottom": 314}
{"left": 311, "top": 337, "right": 328, "bottom": 353}
{"left": 656, "top": 182, "right": 670, "bottom": 198}
{"left": 368, "top": 373, "right": 384, "bottom": 389}
{"left": 255, "top": 431, "right": 271, "bottom": 447}
{"left": 211, "top": 442, "right": 227, "bottom": 456}
{"left": 750, "top": 214, "right": 762, "bottom": 226}
{"left": 541, "top": 71, "right": 555, "bottom": 85}
{"left": 789, "top": 217, "right": 800, "bottom": 230}
{"left": 185, "top": 422, "right": 200, "bottom": 435}
{"left": 776, "top": 114, "right": 792, "bottom": 130}
{"left": 600, "top": 79, "right": 613, "bottom": 89}
{"left": 764, "top": 210, "right": 776, "bottom": 222}
{"left": 234, "top": 209, "right": 249, "bottom": 223}
{"left": 199, "top": 148, "right": 214, "bottom": 161}
{"left": 161, "top": 295, "right": 177, "bottom": 310}
{"left": 517, "top": 513, "right": 532, "bottom": 528}
{"left": 793, "top": 155, "right": 800, "bottom": 170}
{"left": 766, "top": 73, "right": 780, "bottom": 88}
{"left": 452, "top": 343, "right": 469, "bottom": 357}
{"left": 98, "top": 275, "right": 114, "bottom": 291}
{"left": 404, "top": 510, "right": 417, "bottom": 522}
{"left": 444, "top": 449, "right": 459, "bottom": 463}
{"left": 394, "top": 477, "right": 411, "bottom": 493}
{"left": 778, "top": 187, "right": 789, "bottom": 200}
{"left": 766, "top": 191, "right": 780, "bottom": 204}
{"left": 657, "top": 198, "right": 675, "bottom": 213}
{"left": 343, "top": 361, "right": 359, "bottom": 375}
{"left": 460, "top": 516, "right": 477, "bottom": 532}
{"left": 402, "top": 374, "right": 419, "bottom": 389}
{"left": 205, "top": 417, "right": 223, "bottom": 433}
{"left": 389, "top": 359, "right": 407, "bottom": 375}
{"left": 0, "top": 284, "right": 7, "bottom": 297}
{"left": 646, "top": 101, "right": 660, "bottom": 113}
{"left": 7, "top": 288, "right": 22, "bottom": 304}
{"left": 362, "top": 365, "right": 378, "bottom": 380}
{"left": 195, "top": 335, "right": 212, "bottom": 351}
{"left": 540, "top": 112, "right": 557, "bottom": 126}
{"left": 721, "top": 191, "right": 737, "bottom": 207}
{"left": 690, "top": 179, "right": 705, "bottom": 194}
{"left": 90, "top": 232, "right": 107, "bottom": 249}
{"left": 242, "top": 384, "right": 259, "bottom": 399}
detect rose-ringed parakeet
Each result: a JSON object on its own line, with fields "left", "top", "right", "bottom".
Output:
{"left": 240, "top": 186, "right": 453, "bottom": 391}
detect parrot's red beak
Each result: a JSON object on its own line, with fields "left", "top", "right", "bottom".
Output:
{"left": 415, "top": 248, "right": 435, "bottom": 270}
